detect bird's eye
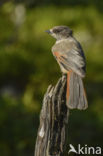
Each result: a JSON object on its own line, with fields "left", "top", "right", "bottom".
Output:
{"left": 53, "top": 29, "right": 60, "bottom": 33}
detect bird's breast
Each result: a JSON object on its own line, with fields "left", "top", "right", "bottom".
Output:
{"left": 51, "top": 39, "right": 73, "bottom": 54}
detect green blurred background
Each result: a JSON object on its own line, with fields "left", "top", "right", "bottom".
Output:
{"left": 0, "top": 0, "right": 103, "bottom": 155}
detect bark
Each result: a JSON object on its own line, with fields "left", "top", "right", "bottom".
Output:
{"left": 34, "top": 75, "right": 69, "bottom": 156}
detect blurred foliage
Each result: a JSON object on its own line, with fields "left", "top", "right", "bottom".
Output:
{"left": 0, "top": 1, "right": 103, "bottom": 156}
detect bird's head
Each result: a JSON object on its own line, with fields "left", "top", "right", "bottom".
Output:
{"left": 45, "top": 25, "right": 73, "bottom": 40}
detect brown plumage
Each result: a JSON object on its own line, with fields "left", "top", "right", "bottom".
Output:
{"left": 46, "top": 26, "right": 88, "bottom": 110}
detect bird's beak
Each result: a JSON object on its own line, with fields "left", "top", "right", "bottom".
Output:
{"left": 45, "top": 30, "right": 52, "bottom": 34}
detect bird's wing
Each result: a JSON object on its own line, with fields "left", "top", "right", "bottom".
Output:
{"left": 53, "top": 43, "right": 86, "bottom": 77}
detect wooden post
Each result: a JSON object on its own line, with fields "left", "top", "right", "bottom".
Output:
{"left": 34, "top": 75, "right": 69, "bottom": 156}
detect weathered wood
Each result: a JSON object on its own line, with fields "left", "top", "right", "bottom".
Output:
{"left": 34, "top": 75, "right": 69, "bottom": 156}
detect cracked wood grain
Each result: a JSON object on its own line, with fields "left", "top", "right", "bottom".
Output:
{"left": 34, "top": 75, "right": 69, "bottom": 156}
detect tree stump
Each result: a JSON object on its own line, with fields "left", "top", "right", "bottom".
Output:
{"left": 34, "top": 75, "right": 69, "bottom": 156}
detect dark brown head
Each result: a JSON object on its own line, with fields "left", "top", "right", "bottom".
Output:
{"left": 45, "top": 25, "right": 73, "bottom": 40}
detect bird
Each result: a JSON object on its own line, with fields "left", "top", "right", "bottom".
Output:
{"left": 45, "top": 25, "right": 88, "bottom": 110}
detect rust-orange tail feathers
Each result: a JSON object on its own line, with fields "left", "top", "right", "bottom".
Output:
{"left": 66, "top": 71, "right": 88, "bottom": 110}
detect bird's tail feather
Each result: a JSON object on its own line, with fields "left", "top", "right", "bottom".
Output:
{"left": 66, "top": 71, "right": 88, "bottom": 110}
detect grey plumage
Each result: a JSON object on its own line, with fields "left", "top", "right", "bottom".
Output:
{"left": 67, "top": 72, "right": 88, "bottom": 110}
{"left": 52, "top": 37, "right": 86, "bottom": 77}
{"left": 46, "top": 25, "right": 88, "bottom": 110}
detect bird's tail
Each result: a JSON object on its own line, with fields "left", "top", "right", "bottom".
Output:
{"left": 66, "top": 71, "right": 88, "bottom": 110}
